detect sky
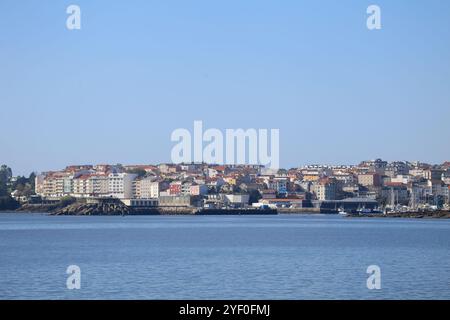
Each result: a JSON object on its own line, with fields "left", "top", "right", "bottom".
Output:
{"left": 1, "top": 0, "right": 450, "bottom": 175}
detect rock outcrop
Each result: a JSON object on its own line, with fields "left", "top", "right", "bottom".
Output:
{"left": 52, "top": 201, "right": 133, "bottom": 216}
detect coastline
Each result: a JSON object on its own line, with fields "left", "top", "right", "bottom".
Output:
{"left": 7, "top": 202, "right": 450, "bottom": 218}
{"left": 13, "top": 202, "right": 278, "bottom": 216}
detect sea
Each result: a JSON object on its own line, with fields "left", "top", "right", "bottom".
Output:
{"left": 0, "top": 213, "right": 449, "bottom": 299}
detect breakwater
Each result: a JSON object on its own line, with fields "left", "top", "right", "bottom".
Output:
{"left": 16, "top": 200, "right": 277, "bottom": 216}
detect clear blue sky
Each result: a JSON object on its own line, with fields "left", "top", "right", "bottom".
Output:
{"left": 1, "top": 0, "right": 449, "bottom": 175}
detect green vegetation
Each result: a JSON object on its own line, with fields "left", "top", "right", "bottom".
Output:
{"left": 0, "top": 165, "right": 36, "bottom": 210}
{"left": 59, "top": 195, "right": 76, "bottom": 207}
{"left": 11, "top": 173, "right": 36, "bottom": 198}
{"left": 0, "top": 165, "right": 12, "bottom": 197}
{"left": 126, "top": 168, "right": 147, "bottom": 177}
{"left": 248, "top": 189, "right": 262, "bottom": 205}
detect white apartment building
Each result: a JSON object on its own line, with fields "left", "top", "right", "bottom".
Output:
{"left": 134, "top": 177, "right": 160, "bottom": 199}
{"left": 149, "top": 181, "right": 161, "bottom": 198}
{"left": 36, "top": 172, "right": 73, "bottom": 198}
{"left": 108, "top": 173, "right": 137, "bottom": 199}
{"left": 72, "top": 175, "right": 90, "bottom": 196}
{"left": 92, "top": 174, "right": 109, "bottom": 196}
{"left": 72, "top": 174, "right": 109, "bottom": 198}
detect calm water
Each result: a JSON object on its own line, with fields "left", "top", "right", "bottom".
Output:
{"left": 0, "top": 213, "right": 449, "bottom": 300}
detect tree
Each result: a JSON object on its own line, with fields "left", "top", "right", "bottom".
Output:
{"left": 0, "top": 166, "right": 36, "bottom": 202}
{"left": 0, "top": 165, "right": 12, "bottom": 179}
{"left": 28, "top": 172, "right": 36, "bottom": 191}
{"left": 126, "top": 168, "right": 147, "bottom": 178}
{"left": 248, "top": 189, "right": 262, "bottom": 205}
{"left": 0, "top": 165, "right": 13, "bottom": 197}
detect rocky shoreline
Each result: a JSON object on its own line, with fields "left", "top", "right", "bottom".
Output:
{"left": 14, "top": 201, "right": 277, "bottom": 216}
{"left": 16, "top": 203, "right": 61, "bottom": 213}
{"left": 52, "top": 201, "right": 134, "bottom": 216}
{"left": 16, "top": 201, "right": 187, "bottom": 216}
{"left": 12, "top": 201, "right": 450, "bottom": 218}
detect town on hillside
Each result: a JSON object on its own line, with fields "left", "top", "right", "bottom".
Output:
{"left": 2, "top": 159, "right": 450, "bottom": 214}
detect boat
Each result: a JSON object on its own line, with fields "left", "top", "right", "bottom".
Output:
{"left": 338, "top": 208, "right": 348, "bottom": 216}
